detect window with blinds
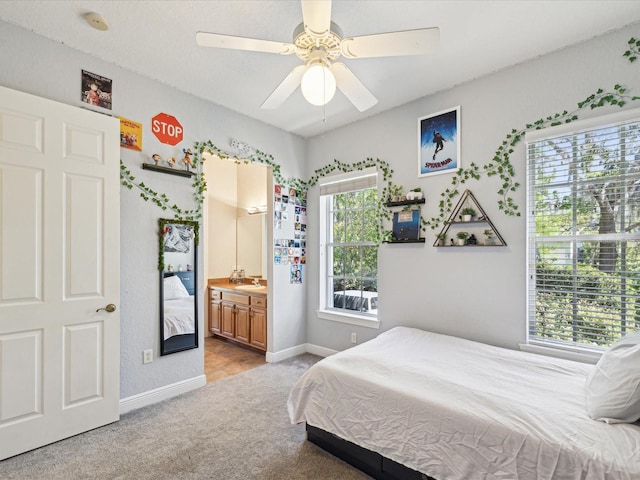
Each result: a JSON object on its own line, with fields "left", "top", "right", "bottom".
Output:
{"left": 526, "top": 109, "right": 640, "bottom": 350}
{"left": 319, "top": 168, "right": 378, "bottom": 317}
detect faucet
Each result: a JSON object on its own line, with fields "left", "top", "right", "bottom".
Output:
{"left": 252, "top": 278, "right": 261, "bottom": 286}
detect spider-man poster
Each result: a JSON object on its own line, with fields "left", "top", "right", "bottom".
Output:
{"left": 418, "top": 106, "right": 460, "bottom": 177}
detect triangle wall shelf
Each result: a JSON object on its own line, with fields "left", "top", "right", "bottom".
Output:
{"left": 434, "top": 189, "right": 506, "bottom": 247}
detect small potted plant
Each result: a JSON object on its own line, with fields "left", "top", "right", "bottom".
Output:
{"left": 484, "top": 229, "right": 495, "bottom": 245}
{"left": 388, "top": 184, "right": 404, "bottom": 203}
{"left": 461, "top": 207, "right": 476, "bottom": 222}
{"left": 456, "top": 231, "right": 469, "bottom": 246}
{"left": 406, "top": 187, "right": 423, "bottom": 201}
{"left": 435, "top": 232, "right": 446, "bottom": 246}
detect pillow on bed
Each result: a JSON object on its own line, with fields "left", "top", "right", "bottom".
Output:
{"left": 585, "top": 332, "right": 640, "bottom": 424}
{"left": 164, "top": 275, "right": 190, "bottom": 300}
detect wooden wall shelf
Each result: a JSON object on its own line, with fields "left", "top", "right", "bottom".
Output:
{"left": 142, "top": 163, "right": 194, "bottom": 178}
{"left": 434, "top": 190, "right": 507, "bottom": 247}
{"left": 383, "top": 238, "right": 426, "bottom": 244}
{"left": 385, "top": 198, "right": 426, "bottom": 207}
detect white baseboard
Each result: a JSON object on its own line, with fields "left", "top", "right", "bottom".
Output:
{"left": 119, "top": 374, "right": 207, "bottom": 414}
{"left": 120, "top": 344, "right": 338, "bottom": 413}
{"left": 266, "top": 344, "right": 307, "bottom": 362}
{"left": 305, "top": 343, "right": 338, "bottom": 358}
{"left": 266, "top": 343, "right": 338, "bottom": 362}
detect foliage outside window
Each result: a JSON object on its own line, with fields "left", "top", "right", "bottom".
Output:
{"left": 526, "top": 110, "right": 640, "bottom": 350}
{"left": 321, "top": 171, "right": 378, "bottom": 318}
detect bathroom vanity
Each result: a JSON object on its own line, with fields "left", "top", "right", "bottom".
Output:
{"left": 208, "top": 280, "right": 267, "bottom": 352}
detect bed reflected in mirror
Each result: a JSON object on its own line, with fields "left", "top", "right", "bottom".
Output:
{"left": 159, "top": 218, "right": 199, "bottom": 355}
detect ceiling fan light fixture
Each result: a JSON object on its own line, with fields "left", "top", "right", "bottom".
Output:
{"left": 301, "top": 62, "right": 336, "bottom": 106}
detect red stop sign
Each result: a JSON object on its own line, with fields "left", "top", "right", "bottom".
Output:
{"left": 151, "top": 113, "right": 183, "bottom": 146}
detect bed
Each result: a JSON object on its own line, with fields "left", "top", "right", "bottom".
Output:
{"left": 287, "top": 327, "right": 640, "bottom": 480}
{"left": 162, "top": 272, "right": 195, "bottom": 341}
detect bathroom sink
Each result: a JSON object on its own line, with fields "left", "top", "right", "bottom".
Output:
{"left": 235, "top": 284, "right": 265, "bottom": 291}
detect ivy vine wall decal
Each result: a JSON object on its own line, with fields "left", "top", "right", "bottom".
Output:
{"left": 121, "top": 37, "right": 640, "bottom": 242}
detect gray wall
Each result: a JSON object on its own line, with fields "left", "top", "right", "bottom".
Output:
{"left": 0, "top": 21, "right": 307, "bottom": 398}
{"left": 305, "top": 23, "right": 640, "bottom": 352}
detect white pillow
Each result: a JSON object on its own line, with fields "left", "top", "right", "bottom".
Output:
{"left": 585, "top": 332, "right": 640, "bottom": 424}
{"left": 164, "top": 275, "right": 190, "bottom": 300}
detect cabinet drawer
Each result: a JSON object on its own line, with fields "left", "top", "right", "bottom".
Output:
{"left": 209, "top": 288, "right": 221, "bottom": 300}
{"left": 251, "top": 296, "right": 267, "bottom": 308}
{"left": 221, "top": 292, "right": 250, "bottom": 305}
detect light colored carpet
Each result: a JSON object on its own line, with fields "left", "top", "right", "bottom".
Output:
{"left": 0, "top": 354, "right": 370, "bottom": 479}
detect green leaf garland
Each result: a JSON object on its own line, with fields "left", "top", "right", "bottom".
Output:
{"left": 121, "top": 37, "right": 640, "bottom": 243}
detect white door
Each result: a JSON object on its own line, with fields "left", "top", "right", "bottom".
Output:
{"left": 0, "top": 86, "right": 120, "bottom": 460}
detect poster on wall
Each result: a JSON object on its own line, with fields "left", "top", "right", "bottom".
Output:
{"left": 81, "top": 70, "right": 112, "bottom": 110}
{"left": 392, "top": 210, "right": 421, "bottom": 241}
{"left": 119, "top": 117, "right": 143, "bottom": 151}
{"left": 418, "top": 106, "right": 460, "bottom": 177}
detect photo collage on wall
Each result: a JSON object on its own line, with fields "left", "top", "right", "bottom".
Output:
{"left": 273, "top": 184, "right": 306, "bottom": 284}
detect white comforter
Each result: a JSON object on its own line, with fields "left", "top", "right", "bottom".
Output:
{"left": 287, "top": 327, "right": 640, "bottom": 480}
{"left": 163, "top": 296, "right": 194, "bottom": 340}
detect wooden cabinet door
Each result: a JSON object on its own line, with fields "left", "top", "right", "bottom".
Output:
{"left": 221, "top": 301, "right": 235, "bottom": 338}
{"left": 209, "top": 299, "right": 221, "bottom": 334}
{"left": 250, "top": 308, "right": 267, "bottom": 350}
{"left": 235, "top": 304, "right": 251, "bottom": 344}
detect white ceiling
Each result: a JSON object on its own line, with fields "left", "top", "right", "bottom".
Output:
{"left": 1, "top": 1, "right": 640, "bottom": 138}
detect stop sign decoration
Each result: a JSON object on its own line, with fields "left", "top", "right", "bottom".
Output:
{"left": 151, "top": 113, "right": 183, "bottom": 146}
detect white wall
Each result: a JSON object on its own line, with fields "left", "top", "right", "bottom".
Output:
{"left": 305, "top": 23, "right": 640, "bottom": 352}
{"left": 0, "top": 21, "right": 307, "bottom": 398}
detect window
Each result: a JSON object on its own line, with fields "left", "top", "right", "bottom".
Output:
{"left": 526, "top": 109, "right": 640, "bottom": 351}
{"left": 318, "top": 168, "right": 378, "bottom": 325}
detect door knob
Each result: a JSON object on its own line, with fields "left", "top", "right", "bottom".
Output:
{"left": 96, "top": 304, "right": 117, "bottom": 313}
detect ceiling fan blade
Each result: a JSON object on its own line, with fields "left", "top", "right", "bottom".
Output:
{"left": 261, "top": 65, "right": 308, "bottom": 109}
{"left": 340, "top": 27, "right": 439, "bottom": 59}
{"left": 301, "top": 0, "right": 332, "bottom": 37}
{"left": 196, "top": 31, "right": 295, "bottom": 55}
{"left": 330, "top": 63, "right": 378, "bottom": 112}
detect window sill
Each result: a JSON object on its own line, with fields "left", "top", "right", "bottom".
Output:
{"left": 316, "top": 310, "right": 380, "bottom": 329}
{"left": 519, "top": 342, "right": 602, "bottom": 365}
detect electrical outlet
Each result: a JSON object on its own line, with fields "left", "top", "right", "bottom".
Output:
{"left": 143, "top": 349, "right": 153, "bottom": 364}
{"left": 351, "top": 332, "right": 357, "bottom": 344}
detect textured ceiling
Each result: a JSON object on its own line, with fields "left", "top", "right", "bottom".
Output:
{"left": 1, "top": 1, "right": 640, "bottom": 138}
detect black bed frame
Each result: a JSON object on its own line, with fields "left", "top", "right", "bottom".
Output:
{"left": 306, "top": 424, "right": 436, "bottom": 480}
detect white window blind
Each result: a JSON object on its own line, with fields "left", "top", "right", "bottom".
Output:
{"left": 319, "top": 168, "right": 378, "bottom": 196}
{"left": 526, "top": 110, "right": 640, "bottom": 350}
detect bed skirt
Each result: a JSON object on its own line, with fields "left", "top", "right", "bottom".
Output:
{"left": 306, "top": 424, "right": 434, "bottom": 480}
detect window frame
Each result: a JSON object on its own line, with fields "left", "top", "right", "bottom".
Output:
{"left": 525, "top": 106, "right": 640, "bottom": 355}
{"left": 317, "top": 168, "right": 380, "bottom": 329}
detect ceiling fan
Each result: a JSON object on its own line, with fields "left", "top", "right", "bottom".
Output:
{"left": 196, "top": 0, "right": 439, "bottom": 112}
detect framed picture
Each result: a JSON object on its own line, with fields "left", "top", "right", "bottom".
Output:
{"left": 418, "top": 106, "right": 460, "bottom": 177}
{"left": 81, "top": 69, "right": 112, "bottom": 110}
{"left": 392, "top": 210, "right": 421, "bottom": 241}
{"left": 119, "top": 117, "right": 142, "bottom": 151}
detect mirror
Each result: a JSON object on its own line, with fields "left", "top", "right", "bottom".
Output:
{"left": 159, "top": 218, "right": 199, "bottom": 355}
{"left": 236, "top": 214, "right": 266, "bottom": 278}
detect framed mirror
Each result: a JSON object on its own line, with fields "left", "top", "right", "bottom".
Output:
{"left": 159, "top": 218, "right": 199, "bottom": 355}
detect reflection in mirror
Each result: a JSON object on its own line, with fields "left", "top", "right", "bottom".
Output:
{"left": 159, "top": 218, "right": 199, "bottom": 355}
{"left": 236, "top": 213, "right": 266, "bottom": 278}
